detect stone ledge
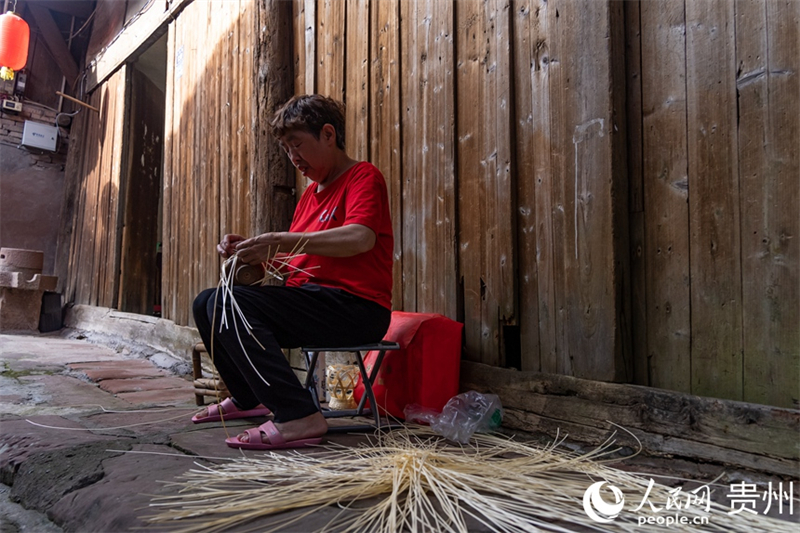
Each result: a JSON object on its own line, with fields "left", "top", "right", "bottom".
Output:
{"left": 64, "top": 305, "right": 201, "bottom": 364}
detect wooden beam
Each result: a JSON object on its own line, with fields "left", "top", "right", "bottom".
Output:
{"left": 461, "top": 361, "right": 799, "bottom": 477}
{"left": 27, "top": 2, "right": 79, "bottom": 85}
{"left": 85, "top": 0, "right": 194, "bottom": 92}
{"left": 55, "top": 91, "right": 99, "bottom": 112}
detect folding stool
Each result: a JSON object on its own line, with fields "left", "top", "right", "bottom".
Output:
{"left": 301, "top": 340, "right": 401, "bottom": 432}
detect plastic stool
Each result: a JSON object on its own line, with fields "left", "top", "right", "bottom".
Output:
{"left": 301, "top": 341, "right": 400, "bottom": 432}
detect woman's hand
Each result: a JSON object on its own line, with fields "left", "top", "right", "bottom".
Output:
{"left": 217, "top": 234, "right": 245, "bottom": 259}
{"left": 234, "top": 233, "right": 284, "bottom": 265}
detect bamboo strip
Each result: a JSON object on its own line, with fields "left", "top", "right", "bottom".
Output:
{"left": 145, "top": 427, "right": 796, "bottom": 533}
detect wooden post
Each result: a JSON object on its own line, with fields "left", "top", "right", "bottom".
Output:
{"left": 251, "top": 0, "right": 296, "bottom": 236}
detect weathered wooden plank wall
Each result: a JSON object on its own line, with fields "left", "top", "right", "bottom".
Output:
{"left": 162, "top": 0, "right": 255, "bottom": 326}
{"left": 288, "top": 0, "right": 797, "bottom": 404}
{"left": 627, "top": 0, "right": 799, "bottom": 408}
{"left": 62, "top": 0, "right": 798, "bottom": 408}
{"left": 293, "top": 0, "right": 628, "bottom": 378}
{"left": 63, "top": 67, "right": 128, "bottom": 309}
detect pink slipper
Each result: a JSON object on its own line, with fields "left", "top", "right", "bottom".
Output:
{"left": 192, "top": 397, "right": 271, "bottom": 424}
{"left": 225, "top": 420, "right": 324, "bottom": 450}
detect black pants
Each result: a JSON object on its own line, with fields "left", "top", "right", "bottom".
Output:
{"left": 193, "top": 284, "right": 391, "bottom": 422}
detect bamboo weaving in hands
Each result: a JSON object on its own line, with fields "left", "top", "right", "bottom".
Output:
{"left": 212, "top": 238, "right": 318, "bottom": 389}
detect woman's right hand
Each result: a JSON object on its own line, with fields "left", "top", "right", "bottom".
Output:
{"left": 217, "top": 234, "right": 245, "bottom": 259}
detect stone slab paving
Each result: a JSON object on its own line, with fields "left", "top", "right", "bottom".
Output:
{"left": 2, "top": 332, "right": 796, "bottom": 532}
{"left": 13, "top": 374, "right": 133, "bottom": 415}
{"left": 68, "top": 360, "right": 168, "bottom": 381}
{"left": 0, "top": 334, "right": 121, "bottom": 365}
{"left": 0, "top": 416, "right": 119, "bottom": 485}
{"left": 98, "top": 376, "right": 191, "bottom": 394}
{"left": 0, "top": 332, "right": 385, "bottom": 532}
{"left": 116, "top": 387, "right": 198, "bottom": 406}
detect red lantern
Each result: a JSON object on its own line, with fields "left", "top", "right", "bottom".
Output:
{"left": 0, "top": 11, "right": 29, "bottom": 80}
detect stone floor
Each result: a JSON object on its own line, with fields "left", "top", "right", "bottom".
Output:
{"left": 0, "top": 331, "right": 797, "bottom": 532}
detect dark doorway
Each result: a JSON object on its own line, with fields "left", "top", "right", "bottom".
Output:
{"left": 117, "top": 34, "right": 166, "bottom": 315}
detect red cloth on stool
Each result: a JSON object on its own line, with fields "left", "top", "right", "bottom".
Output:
{"left": 354, "top": 311, "right": 463, "bottom": 419}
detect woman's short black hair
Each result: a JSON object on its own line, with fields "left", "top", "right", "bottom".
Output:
{"left": 270, "top": 94, "right": 346, "bottom": 150}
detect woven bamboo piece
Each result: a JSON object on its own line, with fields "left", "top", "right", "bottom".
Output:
{"left": 325, "top": 363, "right": 360, "bottom": 410}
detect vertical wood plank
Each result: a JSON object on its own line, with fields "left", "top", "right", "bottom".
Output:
{"left": 293, "top": 0, "right": 307, "bottom": 95}
{"left": 546, "top": 0, "right": 569, "bottom": 376}
{"left": 68, "top": 94, "right": 96, "bottom": 304}
{"left": 58, "top": 99, "right": 87, "bottom": 302}
{"left": 317, "top": 0, "right": 346, "bottom": 100}
{"left": 485, "top": 0, "right": 515, "bottom": 364}
{"left": 171, "top": 3, "right": 186, "bottom": 323}
{"left": 514, "top": 0, "right": 560, "bottom": 372}
{"left": 549, "top": 0, "right": 629, "bottom": 380}
{"left": 104, "top": 68, "right": 127, "bottom": 308}
{"left": 640, "top": 0, "right": 691, "bottom": 392}
{"left": 737, "top": 0, "right": 800, "bottom": 408}
{"left": 686, "top": 0, "right": 742, "bottom": 400}
{"left": 88, "top": 85, "right": 106, "bottom": 304}
{"left": 399, "top": 0, "right": 458, "bottom": 318}
{"left": 210, "top": 0, "right": 223, "bottom": 295}
{"left": 456, "top": 0, "right": 485, "bottom": 361}
{"left": 183, "top": 1, "right": 197, "bottom": 326}
{"left": 400, "top": 0, "right": 418, "bottom": 312}
{"left": 415, "top": 0, "right": 457, "bottom": 320}
{"left": 624, "top": 0, "right": 647, "bottom": 385}
{"left": 436, "top": 0, "right": 457, "bottom": 321}
{"left": 531, "top": 0, "right": 557, "bottom": 373}
{"left": 174, "top": 12, "right": 188, "bottom": 322}
{"left": 162, "top": 21, "right": 177, "bottom": 320}
{"left": 370, "top": 0, "right": 402, "bottom": 309}
{"left": 239, "top": 0, "right": 253, "bottom": 238}
{"left": 418, "top": 0, "right": 434, "bottom": 314}
{"left": 512, "top": 0, "right": 540, "bottom": 370}
{"left": 99, "top": 70, "right": 120, "bottom": 306}
{"left": 305, "top": 0, "right": 317, "bottom": 94}
{"left": 345, "top": 0, "right": 370, "bottom": 160}
{"left": 195, "top": 0, "right": 210, "bottom": 317}
{"left": 296, "top": 0, "right": 319, "bottom": 196}
{"left": 219, "top": 0, "right": 233, "bottom": 256}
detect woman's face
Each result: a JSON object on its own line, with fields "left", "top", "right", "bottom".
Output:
{"left": 279, "top": 125, "right": 337, "bottom": 185}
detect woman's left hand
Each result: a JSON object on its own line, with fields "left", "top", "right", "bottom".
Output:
{"left": 234, "top": 233, "right": 283, "bottom": 265}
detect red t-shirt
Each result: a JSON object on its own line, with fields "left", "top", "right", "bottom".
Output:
{"left": 285, "top": 161, "right": 393, "bottom": 309}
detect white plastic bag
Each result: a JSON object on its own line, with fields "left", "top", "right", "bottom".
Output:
{"left": 404, "top": 391, "right": 504, "bottom": 444}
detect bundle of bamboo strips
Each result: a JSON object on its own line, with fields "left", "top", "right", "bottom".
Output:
{"left": 146, "top": 427, "right": 797, "bottom": 533}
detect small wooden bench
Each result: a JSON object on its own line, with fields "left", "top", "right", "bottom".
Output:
{"left": 190, "top": 343, "right": 230, "bottom": 406}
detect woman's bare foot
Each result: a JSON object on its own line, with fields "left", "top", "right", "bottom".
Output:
{"left": 235, "top": 411, "right": 327, "bottom": 444}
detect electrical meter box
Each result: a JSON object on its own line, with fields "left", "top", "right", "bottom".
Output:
{"left": 22, "top": 120, "right": 58, "bottom": 151}
{"left": 1, "top": 99, "right": 22, "bottom": 113}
